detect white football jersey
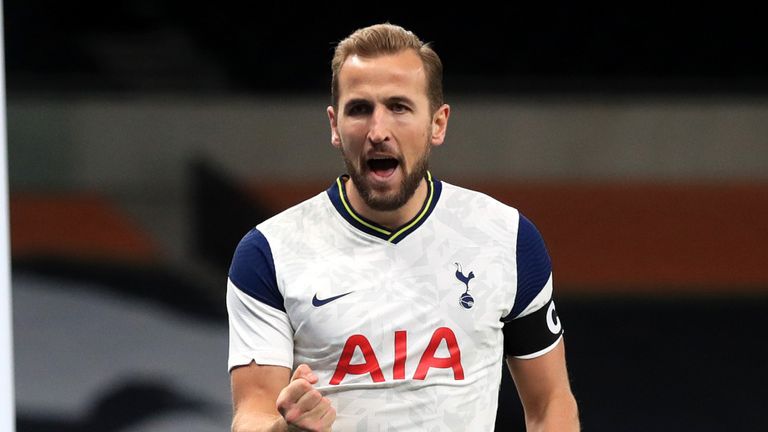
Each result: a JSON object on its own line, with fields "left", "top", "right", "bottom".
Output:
{"left": 227, "top": 172, "right": 563, "bottom": 431}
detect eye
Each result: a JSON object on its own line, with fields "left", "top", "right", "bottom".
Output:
{"left": 346, "top": 103, "right": 372, "bottom": 116}
{"left": 390, "top": 103, "right": 410, "bottom": 113}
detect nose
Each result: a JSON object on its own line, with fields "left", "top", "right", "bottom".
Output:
{"left": 367, "top": 106, "right": 390, "bottom": 144}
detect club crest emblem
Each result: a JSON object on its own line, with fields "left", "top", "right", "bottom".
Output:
{"left": 454, "top": 263, "right": 475, "bottom": 309}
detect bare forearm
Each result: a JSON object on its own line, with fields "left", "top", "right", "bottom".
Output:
{"left": 524, "top": 393, "right": 579, "bottom": 432}
{"left": 232, "top": 412, "right": 287, "bottom": 432}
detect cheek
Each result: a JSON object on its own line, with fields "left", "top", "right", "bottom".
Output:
{"left": 339, "top": 133, "right": 364, "bottom": 153}
{"left": 338, "top": 121, "right": 367, "bottom": 145}
{"left": 405, "top": 124, "right": 432, "bottom": 154}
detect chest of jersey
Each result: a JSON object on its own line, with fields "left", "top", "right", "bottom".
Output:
{"left": 279, "top": 231, "right": 514, "bottom": 387}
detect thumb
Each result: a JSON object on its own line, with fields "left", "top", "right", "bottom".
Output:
{"left": 291, "top": 363, "right": 318, "bottom": 384}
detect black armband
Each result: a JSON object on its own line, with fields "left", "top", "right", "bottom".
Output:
{"left": 503, "top": 299, "right": 563, "bottom": 358}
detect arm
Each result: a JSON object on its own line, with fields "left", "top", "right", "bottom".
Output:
{"left": 231, "top": 362, "right": 336, "bottom": 432}
{"left": 506, "top": 338, "right": 579, "bottom": 432}
{"left": 226, "top": 224, "right": 336, "bottom": 431}
{"left": 231, "top": 362, "right": 289, "bottom": 431}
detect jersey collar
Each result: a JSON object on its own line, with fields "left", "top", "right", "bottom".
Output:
{"left": 326, "top": 171, "right": 442, "bottom": 244}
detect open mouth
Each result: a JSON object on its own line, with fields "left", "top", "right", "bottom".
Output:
{"left": 366, "top": 157, "right": 399, "bottom": 178}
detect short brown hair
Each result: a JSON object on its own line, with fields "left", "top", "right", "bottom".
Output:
{"left": 331, "top": 23, "right": 444, "bottom": 114}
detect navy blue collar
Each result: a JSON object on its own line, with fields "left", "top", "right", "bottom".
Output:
{"left": 326, "top": 171, "right": 442, "bottom": 244}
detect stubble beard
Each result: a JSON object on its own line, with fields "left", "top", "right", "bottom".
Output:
{"left": 341, "top": 144, "right": 430, "bottom": 212}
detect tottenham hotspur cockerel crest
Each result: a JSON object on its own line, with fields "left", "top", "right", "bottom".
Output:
{"left": 454, "top": 263, "right": 475, "bottom": 309}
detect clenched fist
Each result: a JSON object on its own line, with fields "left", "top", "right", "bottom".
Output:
{"left": 276, "top": 364, "right": 336, "bottom": 432}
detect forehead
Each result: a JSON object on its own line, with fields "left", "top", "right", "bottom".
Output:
{"left": 337, "top": 50, "right": 428, "bottom": 103}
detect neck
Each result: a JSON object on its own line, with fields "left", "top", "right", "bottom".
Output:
{"left": 345, "top": 177, "right": 429, "bottom": 230}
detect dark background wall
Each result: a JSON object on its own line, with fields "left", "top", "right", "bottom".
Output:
{"left": 6, "top": 3, "right": 768, "bottom": 95}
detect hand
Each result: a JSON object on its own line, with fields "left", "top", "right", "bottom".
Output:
{"left": 276, "top": 364, "right": 336, "bottom": 432}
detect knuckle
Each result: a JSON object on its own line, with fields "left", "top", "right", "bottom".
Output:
{"left": 275, "top": 397, "right": 289, "bottom": 415}
{"left": 282, "top": 407, "right": 301, "bottom": 424}
{"left": 296, "top": 379, "right": 312, "bottom": 392}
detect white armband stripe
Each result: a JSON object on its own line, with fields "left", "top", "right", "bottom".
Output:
{"left": 513, "top": 335, "right": 563, "bottom": 360}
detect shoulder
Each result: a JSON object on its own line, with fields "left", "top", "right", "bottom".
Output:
{"left": 229, "top": 191, "right": 329, "bottom": 295}
{"left": 256, "top": 190, "right": 331, "bottom": 240}
{"left": 440, "top": 181, "right": 518, "bottom": 211}
{"left": 438, "top": 181, "right": 522, "bottom": 234}
{"left": 228, "top": 227, "right": 282, "bottom": 310}
{"left": 437, "top": 180, "right": 550, "bottom": 268}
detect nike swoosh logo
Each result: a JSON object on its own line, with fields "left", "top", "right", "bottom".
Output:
{"left": 312, "top": 291, "right": 353, "bottom": 307}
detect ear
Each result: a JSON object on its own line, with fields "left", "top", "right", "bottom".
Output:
{"left": 430, "top": 104, "right": 450, "bottom": 147}
{"left": 327, "top": 106, "right": 342, "bottom": 148}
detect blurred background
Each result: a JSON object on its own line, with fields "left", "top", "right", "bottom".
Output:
{"left": 6, "top": 3, "right": 768, "bottom": 431}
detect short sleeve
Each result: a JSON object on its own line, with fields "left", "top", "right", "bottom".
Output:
{"left": 227, "top": 228, "right": 293, "bottom": 371}
{"left": 502, "top": 214, "right": 564, "bottom": 358}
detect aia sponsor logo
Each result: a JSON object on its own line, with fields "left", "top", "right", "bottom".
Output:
{"left": 330, "top": 327, "right": 464, "bottom": 385}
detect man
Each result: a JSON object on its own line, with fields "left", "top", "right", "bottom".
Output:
{"left": 227, "top": 23, "right": 579, "bottom": 431}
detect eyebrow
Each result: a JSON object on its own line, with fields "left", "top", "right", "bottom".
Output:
{"left": 343, "top": 95, "right": 417, "bottom": 110}
{"left": 343, "top": 98, "right": 371, "bottom": 110}
{"left": 385, "top": 95, "right": 416, "bottom": 106}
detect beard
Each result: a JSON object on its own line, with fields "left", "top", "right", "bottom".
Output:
{"left": 341, "top": 143, "right": 430, "bottom": 212}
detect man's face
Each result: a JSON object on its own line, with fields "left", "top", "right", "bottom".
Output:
{"left": 328, "top": 50, "right": 448, "bottom": 211}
